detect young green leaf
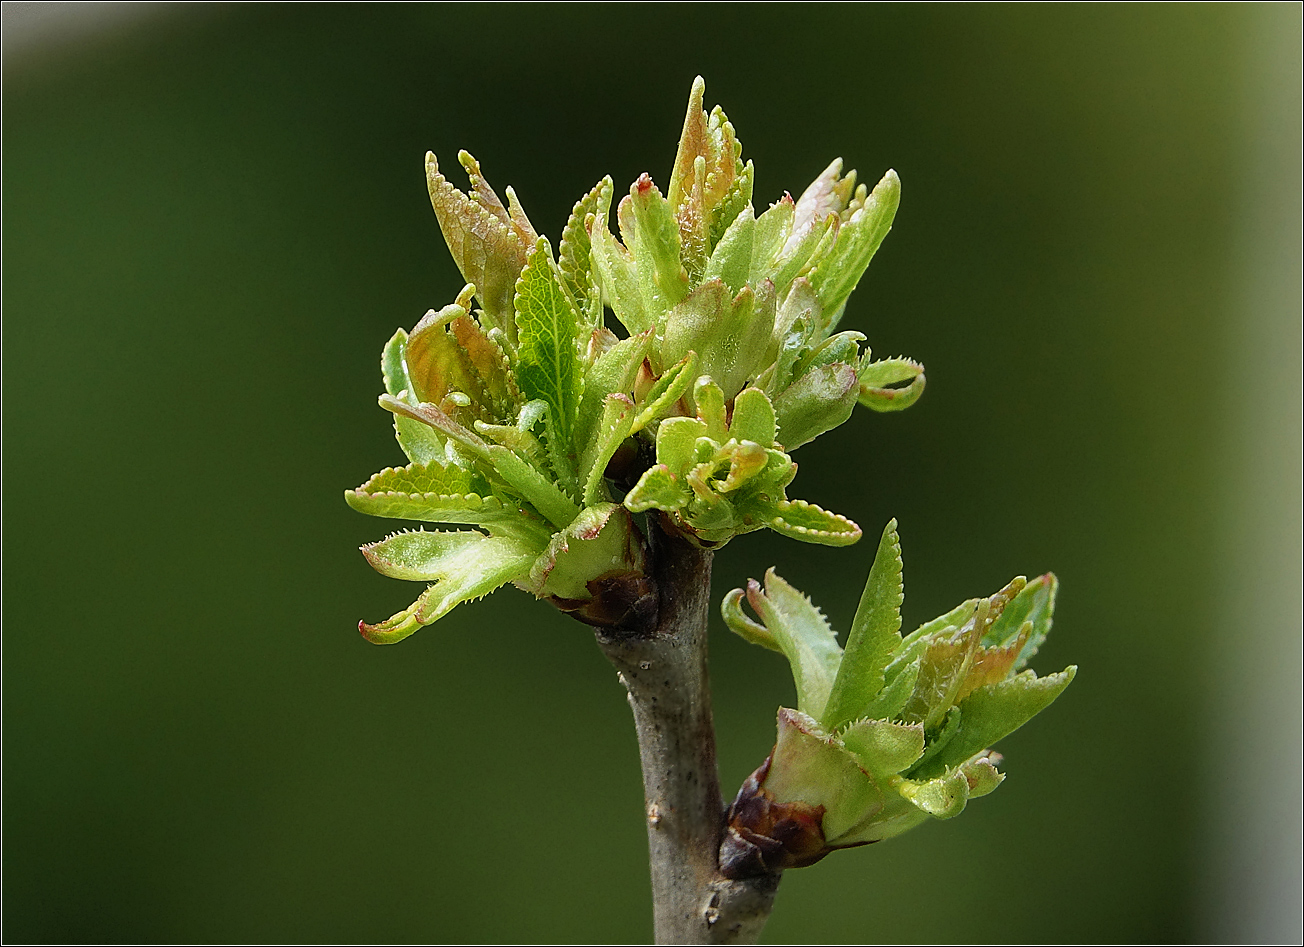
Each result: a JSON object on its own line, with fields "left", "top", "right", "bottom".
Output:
{"left": 703, "top": 204, "right": 755, "bottom": 293}
{"left": 513, "top": 236, "right": 583, "bottom": 446}
{"left": 381, "top": 329, "right": 447, "bottom": 465}
{"left": 773, "top": 361, "right": 860, "bottom": 450}
{"left": 580, "top": 394, "right": 636, "bottom": 506}
{"left": 559, "top": 177, "right": 611, "bottom": 327}
{"left": 764, "top": 498, "right": 863, "bottom": 546}
{"left": 729, "top": 387, "right": 777, "bottom": 447}
{"left": 810, "top": 169, "right": 901, "bottom": 323}
{"left": 426, "top": 152, "right": 528, "bottom": 339}
{"left": 621, "top": 176, "right": 689, "bottom": 321}
{"left": 911, "top": 667, "right": 1078, "bottom": 780}
{"left": 576, "top": 329, "right": 652, "bottom": 446}
{"left": 822, "top": 520, "right": 905, "bottom": 730}
{"left": 983, "top": 573, "right": 1058, "bottom": 670}
{"left": 624, "top": 464, "right": 691, "bottom": 513}
{"left": 858, "top": 355, "right": 926, "bottom": 413}
{"left": 631, "top": 351, "right": 697, "bottom": 434}
{"left": 741, "top": 570, "right": 844, "bottom": 719}
{"left": 358, "top": 531, "right": 541, "bottom": 644}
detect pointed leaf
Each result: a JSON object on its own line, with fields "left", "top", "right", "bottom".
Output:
{"left": 580, "top": 394, "right": 636, "bottom": 505}
{"left": 810, "top": 169, "right": 901, "bottom": 322}
{"left": 822, "top": 520, "right": 905, "bottom": 729}
{"left": 983, "top": 572, "right": 1058, "bottom": 670}
{"left": 751, "top": 193, "right": 795, "bottom": 273}
{"left": 426, "top": 152, "right": 527, "bottom": 336}
{"left": 621, "top": 176, "right": 689, "bottom": 321}
{"left": 913, "top": 666, "right": 1077, "bottom": 779}
{"left": 577, "top": 329, "right": 652, "bottom": 445}
{"left": 590, "top": 188, "right": 649, "bottom": 335}
{"left": 744, "top": 570, "right": 844, "bottom": 719}
{"left": 346, "top": 464, "right": 551, "bottom": 542}
{"left": 559, "top": 177, "right": 611, "bottom": 327}
{"left": 486, "top": 444, "right": 580, "bottom": 529}
{"left": 709, "top": 160, "right": 753, "bottom": 250}
{"left": 631, "top": 351, "right": 697, "bottom": 433}
{"left": 786, "top": 158, "right": 856, "bottom": 257}
{"left": 358, "top": 531, "right": 540, "bottom": 644}
{"left": 513, "top": 236, "right": 583, "bottom": 446}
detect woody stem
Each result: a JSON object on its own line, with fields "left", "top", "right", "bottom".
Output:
{"left": 595, "top": 523, "right": 782, "bottom": 945}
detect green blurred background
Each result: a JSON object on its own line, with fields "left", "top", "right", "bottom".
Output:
{"left": 4, "top": 4, "right": 1300, "bottom": 943}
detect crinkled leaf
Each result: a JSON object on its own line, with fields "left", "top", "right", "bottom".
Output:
{"left": 822, "top": 520, "right": 905, "bottom": 729}
{"left": 743, "top": 569, "right": 844, "bottom": 719}
{"left": 859, "top": 355, "right": 926, "bottom": 413}
{"left": 652, "top": 415, "right": 708, "bottom": 475}
{"left": 513, "top": 237, "right": 583, "bottom": 447}
{"left": 763, "top": 498, "right": 862, "bottom": 546}
{"left": 623, "top": 464, "right": 691, "bottom": 513}
{"left": 560, "top": 177, "right": 610, "bottom": 327}
{"left": 668, "top": 78, "right": 745, "bottom": 239}
{"left": 426, "top": 152, "right": 527, "bottom": 338}
{"left": 358, "top": 531, "right": 540, "bottom": 644}
{"left": 406, "top": 301, "right": 516, "bottom": 422}
{"left": 914, "top": 666, "right": 1078, "bottom": 779}
{"left": 382, "top": 329, "right": 447, "bottom": 464}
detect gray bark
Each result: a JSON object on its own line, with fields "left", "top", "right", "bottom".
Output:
{"left": 596, "top": 527, "right": 783, "bottom": 944}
